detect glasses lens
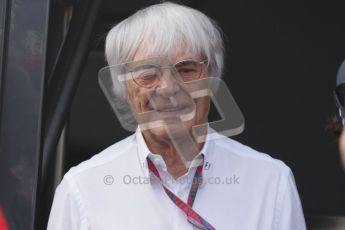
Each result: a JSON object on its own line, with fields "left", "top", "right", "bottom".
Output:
{"left": 175, "top": 60, "right": 202, "bottom": 82}
{"left": 336, "top": 83, "right": 345, "bottom": 107}
{"left": 131, "top": 65, "right": 161, "bottom": 87}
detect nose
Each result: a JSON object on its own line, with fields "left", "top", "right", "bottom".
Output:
{"left": 155, "top": 70, "right": 180, "bottom": 97}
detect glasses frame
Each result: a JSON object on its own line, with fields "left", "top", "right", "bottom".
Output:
{"left": 334, "top": 82, "right": 345, "bottom": 124}
{"left": 129, "top": 58, "right": 208, "bottom": 88}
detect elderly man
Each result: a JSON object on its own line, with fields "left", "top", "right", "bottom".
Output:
{"left": 48, "top": 2, "right": 306, "bottom": 230}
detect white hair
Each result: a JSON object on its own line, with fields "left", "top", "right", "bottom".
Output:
{"left": 103, "top": 2, "right": 225, "bottom": 130}
{"left": 105, "top": 1, "right": 225, "bottom": 80}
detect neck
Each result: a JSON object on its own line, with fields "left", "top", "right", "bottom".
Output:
{"left": 143, "top": 131, "right": 204, "bottom": 178}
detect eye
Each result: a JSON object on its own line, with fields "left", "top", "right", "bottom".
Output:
{"left": 138, "top": 69, "right": 159, "bottom": 81}
{"left": 175, "top": 61, "right": 200, "bottom": 80}
{"left": 131, "top": 65, "right": 161, "bottom": 87}
{"left": 178, "top": 67, "right": 198, "bottom": 75}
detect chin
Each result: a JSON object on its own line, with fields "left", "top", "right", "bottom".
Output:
{"left": 147, "top": 120, "right": 195, "bottom": 142}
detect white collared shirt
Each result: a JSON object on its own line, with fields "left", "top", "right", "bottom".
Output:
{"left": 47, "top": 129, "right": 306, "bottom": 230}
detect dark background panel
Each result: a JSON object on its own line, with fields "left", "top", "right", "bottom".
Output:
{"left": 66, "top": 0, "right": 345, "bottom": 215}
{"left": 0, "top": 0, "right": 49, "bottom": 229}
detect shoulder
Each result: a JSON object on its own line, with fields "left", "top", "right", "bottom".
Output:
{"left": 48, "top": 133, "right": 140, "bottom": 229}
{"left": 211, "top": 135, "right": 291, "bottom": 177}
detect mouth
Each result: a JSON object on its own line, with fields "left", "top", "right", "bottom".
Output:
{"left": 156, "top": 106, "right": 185, "bottom": 112}
{"left": 156, "top": 105, "right": 196, "bottom": 121}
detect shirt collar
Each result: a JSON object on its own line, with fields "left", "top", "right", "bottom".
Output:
{"left": 135, "top": 126, "right": 216, "bottom": 177}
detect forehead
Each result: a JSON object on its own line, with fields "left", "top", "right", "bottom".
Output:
{"left": 133, "top": 42, "right": 202, "bottom": 63}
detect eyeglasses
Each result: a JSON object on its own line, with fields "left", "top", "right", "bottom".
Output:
{"left": 128, "top": 59, "right": 208, "bottom": 88}
{"left": 335, "top": 83, "right": 345, "bottom": 107}
{"left": 334, "top": 82, "right": 345, "bottom": 124}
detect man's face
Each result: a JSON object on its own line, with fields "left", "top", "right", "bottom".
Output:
{"left": 124, "top": 47, "right": 210, "bottom": 142}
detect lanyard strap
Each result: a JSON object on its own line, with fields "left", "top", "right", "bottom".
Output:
{"left": 147, "top": 158, "right": 216, "bottom": 230}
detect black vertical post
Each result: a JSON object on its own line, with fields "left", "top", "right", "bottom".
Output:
{"left": 36, "top": 0, "right": 103, "bottom": 229}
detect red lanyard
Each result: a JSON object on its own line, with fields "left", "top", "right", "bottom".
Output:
{"left": 147, "top": 158, "right": 216, "bottom": 230}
